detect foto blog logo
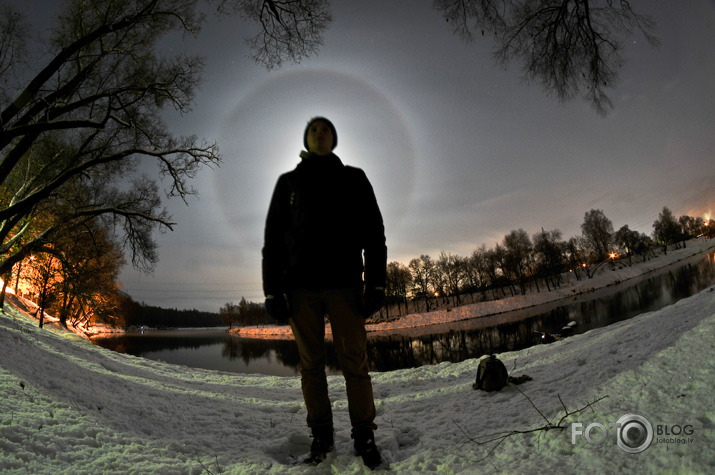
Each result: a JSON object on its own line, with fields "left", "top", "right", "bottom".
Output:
{"left": 571, "top": 414, "right": 654, "bottom": 454}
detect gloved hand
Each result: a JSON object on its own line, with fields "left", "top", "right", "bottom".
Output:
{"left": 265, "top": 294, "right": 289, "bottom": 323}
{"left": 363, "top": 287, "right": 386, "bottom": 318}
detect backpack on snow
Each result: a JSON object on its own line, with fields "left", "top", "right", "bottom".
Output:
{"left": 473, "top": 354, "right": 508, "bottom": 392}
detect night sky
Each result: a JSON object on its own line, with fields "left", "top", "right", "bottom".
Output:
{"left": 12, "top": 1, "right": 715, "bottom": 311}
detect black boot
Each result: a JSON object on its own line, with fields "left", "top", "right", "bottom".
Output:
{"left": 303, "top": 425, "right": 334, "bottom": 466}
{"left": 353, "top": 429, "right": 382, "bottom": 469}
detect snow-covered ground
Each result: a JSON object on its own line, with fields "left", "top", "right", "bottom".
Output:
{"left": 1, "top": 241, "right": 714, "bottom": 473}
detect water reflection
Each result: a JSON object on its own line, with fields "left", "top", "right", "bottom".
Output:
{"left": 93, "top": 250, "right": 715, "bottom": 376}
{"left": 95, "top": 331, "right": 306, "bottom": 376}
{"left": 367, "top": 319, "right": 546, "bottom": 372}
{"left": 564, "top": 253, "right": 715, "bottom": 334}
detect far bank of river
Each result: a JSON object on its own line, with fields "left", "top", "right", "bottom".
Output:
{"left": 231, "top": 239, "right": 715, "bottom": 340}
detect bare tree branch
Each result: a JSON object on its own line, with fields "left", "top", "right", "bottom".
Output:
{"left": 453, "top": 392, "right": 608, "bottom": 463}
{"left": 215, "top": 0, "right": 332, "bottom": 69}
{"left": 1, "top": 0, "right": 220, "bottom": 279}
{"left": 492, "top": 0, "right": 659, "bottom": 114}
{"left": 435, "top": 0, "right": 658, "bottom": 113}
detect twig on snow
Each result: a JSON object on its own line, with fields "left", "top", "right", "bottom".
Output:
{"left": 453, "top": 393, "right": 608, "bottom": 463}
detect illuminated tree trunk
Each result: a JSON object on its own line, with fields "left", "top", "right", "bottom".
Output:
{"left": 0, "top": 272, "right": 8, "bottom": 310}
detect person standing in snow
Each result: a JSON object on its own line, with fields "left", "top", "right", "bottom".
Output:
{"left": 262, "top": 116, "right": 387, "bottom": 468}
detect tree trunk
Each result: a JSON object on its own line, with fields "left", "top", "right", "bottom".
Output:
{"left": 0, "top": 275, "right": 8, "bottom": 311}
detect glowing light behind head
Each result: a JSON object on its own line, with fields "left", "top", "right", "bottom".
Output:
{"left": 214, "top": 68, "right": 418, "bottom": 242}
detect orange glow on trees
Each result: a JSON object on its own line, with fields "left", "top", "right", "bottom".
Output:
{"left": 0, "top": 0, "right": 220, "bottom": 327}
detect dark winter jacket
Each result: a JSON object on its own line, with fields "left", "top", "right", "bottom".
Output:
{"left": 262, "top": 153, "right": 387, "bottom": 295}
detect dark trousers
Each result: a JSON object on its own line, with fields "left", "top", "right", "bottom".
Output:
{"left": 289, "top": 288, "right": 377, "bottom": 433}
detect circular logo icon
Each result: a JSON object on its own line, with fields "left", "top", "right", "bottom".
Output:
{"left": 616, "top": 414, "right": 653, "bottom": 454}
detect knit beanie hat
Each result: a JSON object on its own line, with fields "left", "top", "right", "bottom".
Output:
{"left": 303, "top": 117, "right": 338, "bottom": 151}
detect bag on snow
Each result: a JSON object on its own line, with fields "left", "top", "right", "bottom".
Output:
{"left": 473, "top": 354, "right": 508, "bottom": 392}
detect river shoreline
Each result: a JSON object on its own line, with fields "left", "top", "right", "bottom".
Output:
{"left": 5, "top": 239, "right": 712, "bottom": 341}
{"left": 230, "top": 238, "right": 715, "bottom": 339}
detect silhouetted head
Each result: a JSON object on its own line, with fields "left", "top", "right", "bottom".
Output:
{"left": 303, "top": 117, "right": 337, "bottom": 155}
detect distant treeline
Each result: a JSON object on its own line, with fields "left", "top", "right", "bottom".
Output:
{"left": 219, "top": 298, "right": 267, "bottom": 329}
{"left": 117, "top": 293, "right": 223, "bottom": 328}
{"left": 222, "top": 206, "right": 714, "bottom": 327}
